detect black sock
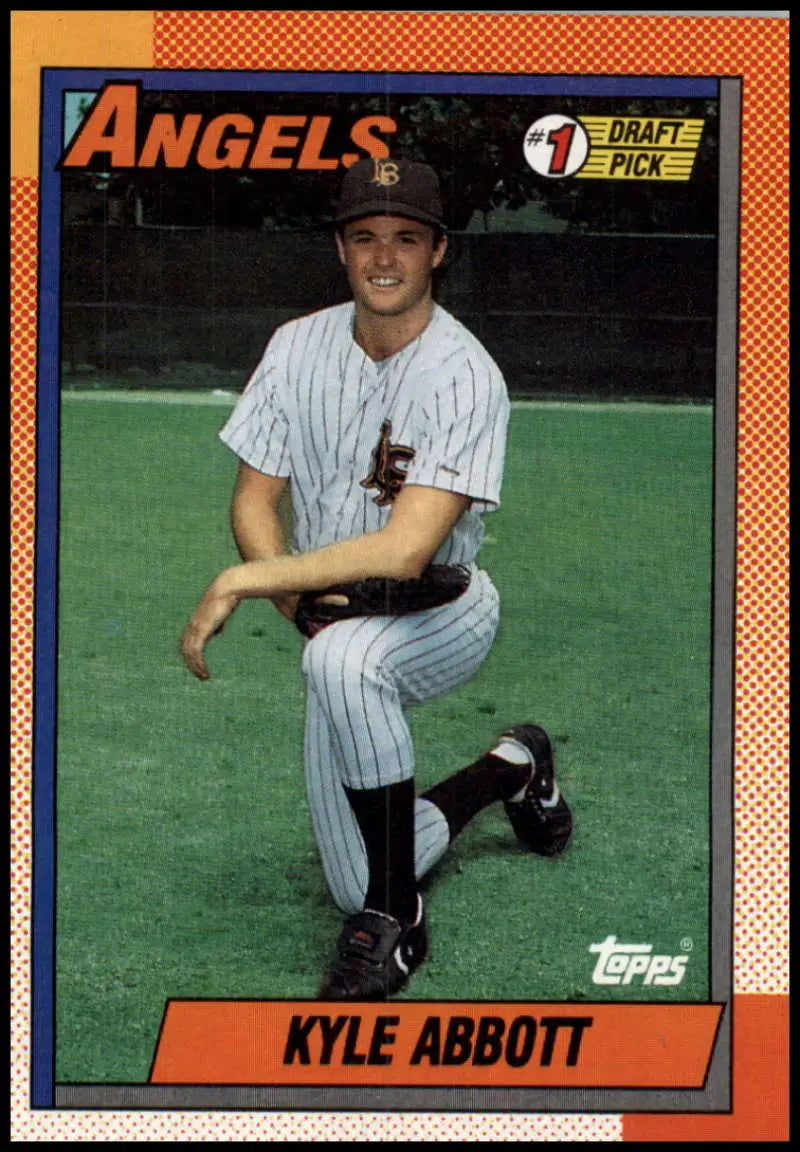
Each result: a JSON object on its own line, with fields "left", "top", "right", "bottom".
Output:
{"left": 421, "top": 752, "right": 531, "bottom": 839}
{"left": 344, "top": 778, "right": 418, "bottom": 923}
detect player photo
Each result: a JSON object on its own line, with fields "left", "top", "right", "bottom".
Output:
{"left": 11, "top": 11, "right": 788, "bottom": 1143}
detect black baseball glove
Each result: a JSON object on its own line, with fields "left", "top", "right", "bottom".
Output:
{"left": 295, "top": 564, "right": 471, "bottom": 638}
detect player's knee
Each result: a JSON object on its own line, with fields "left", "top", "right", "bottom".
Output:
{"left": 302, "top": 622, "right": 386, "bottom": 695}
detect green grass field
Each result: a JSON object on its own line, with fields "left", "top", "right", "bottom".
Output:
{"left": 55, "top": 393, "right": 713, "bottom": 1083}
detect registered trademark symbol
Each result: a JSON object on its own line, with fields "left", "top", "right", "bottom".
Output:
{"left": 680, "top": 936, "right": 694, "bottom": 952}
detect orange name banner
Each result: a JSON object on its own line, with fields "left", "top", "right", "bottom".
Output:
{"left": 149, "top": 1000, "right": 723, "bottom": 1088}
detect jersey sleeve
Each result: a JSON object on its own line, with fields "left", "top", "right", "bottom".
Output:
{"left": 405, "top": 356, "right": 510, "bottom": 512}
{"left": 218, "top": 344, "right": 291, "bottom": 477}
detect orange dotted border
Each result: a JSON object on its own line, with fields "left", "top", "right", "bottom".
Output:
{"left": 10, "top": 177, "right": 37, "bottom": 928}
{"left": 10, "top": 176, "right": 38, "bottom": 1132}
{"left": 10, "top": 9, "right": 789, "bottom": 1142}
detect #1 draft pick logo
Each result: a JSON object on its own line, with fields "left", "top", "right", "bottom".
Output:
{"left": 523, "top": 114, "right": 590, "bottom": 178}
{"left": 523, "top": 112, "right": 705, "bottom": 182}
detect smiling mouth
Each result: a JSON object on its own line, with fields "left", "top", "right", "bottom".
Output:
{"left": 369, "top": 277, "right": 402, "bottom": 288}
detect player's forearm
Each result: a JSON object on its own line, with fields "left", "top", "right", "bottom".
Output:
{"left": 232, "top": 511, "right": 288, "bottom": 570}
{"left": 231, "top": 490, "right": 287, "bottom": 563}
{"left": 229, "top": 467, "right": 298, "bottom": 618}
{"left": 215, "top": 528, "right": 423, "bottom": 601}
{"left": 232, "top": 510, "right": 298, "bottom": 619}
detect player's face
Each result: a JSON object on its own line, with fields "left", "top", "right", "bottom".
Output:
{"left": 336, "top": 216, "right": 447, "bottom": 320}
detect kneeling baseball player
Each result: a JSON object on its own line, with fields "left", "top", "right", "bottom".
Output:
{"left": 181, "top": 158, "right": 572, "bottom": 1001}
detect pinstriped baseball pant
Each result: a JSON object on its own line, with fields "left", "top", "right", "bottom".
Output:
{"left": 300, "top": 567, "right": 500, "bottom": 913}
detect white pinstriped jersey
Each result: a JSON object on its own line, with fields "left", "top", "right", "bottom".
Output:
{"left": 220, "top": 301, "right": 510, "bottom": 566}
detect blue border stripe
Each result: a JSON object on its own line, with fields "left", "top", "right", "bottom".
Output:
{"left": 51, "top": 68, "right": 719, "bottom": 98}
{"left": 32, "top": 69, "right": 66, "bottom": 1109}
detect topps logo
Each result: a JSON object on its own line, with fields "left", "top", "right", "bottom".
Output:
{"left": 589, "top": 935, "right": 690, "bottom": 986}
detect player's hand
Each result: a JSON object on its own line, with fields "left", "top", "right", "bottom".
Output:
{"left": 180, "top": 581, "right": 240, "bottom": 680}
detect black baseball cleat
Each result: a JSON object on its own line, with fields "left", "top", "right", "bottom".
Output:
{"left": 318, "top": 896, "right": 427, "bottom": 1001}
{"left": 500, "top": 724, "right": 573, "bottom": 855}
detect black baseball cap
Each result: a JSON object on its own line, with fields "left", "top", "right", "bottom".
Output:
{"left": 335, "top": 157, "right": 443, "bottom": 227}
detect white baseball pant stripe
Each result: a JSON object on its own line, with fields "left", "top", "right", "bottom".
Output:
{"left": 301, "top": 568, "right": 500, "bottom": 913}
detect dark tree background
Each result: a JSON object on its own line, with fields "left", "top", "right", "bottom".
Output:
{"left": 63, "top": 89, "right": 718, "bottom": 235}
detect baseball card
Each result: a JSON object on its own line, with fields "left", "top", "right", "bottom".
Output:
{"left": 10, "top": 11, "right": 788, "bottom": 1142}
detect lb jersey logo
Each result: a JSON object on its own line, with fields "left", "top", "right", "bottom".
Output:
{"left": 361, "top": 419, "right": 415, "bottom": 507}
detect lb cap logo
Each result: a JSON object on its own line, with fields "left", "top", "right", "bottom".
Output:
{"left": 370, "top": 158, "right": 401, "bottom": 186}
{"left": 361, "top": 419, "right": 415, "bottom": 507}
{"left": 335, "top": 157, "right": 443, "bottom": 226}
